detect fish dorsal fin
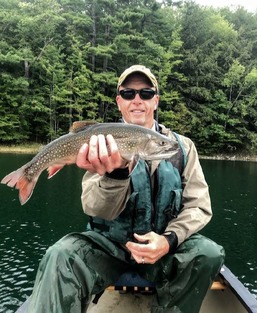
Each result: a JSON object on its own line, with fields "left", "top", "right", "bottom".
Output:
{"left": 69, "top": 120, "right": 99, "bottom": 133}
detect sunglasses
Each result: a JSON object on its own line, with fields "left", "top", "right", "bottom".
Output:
{"left": 118, "top": 88, "right": 156, "bottom": 100}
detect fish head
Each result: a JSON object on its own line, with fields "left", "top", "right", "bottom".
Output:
{"left": 107, "top": 124, "right": 179, "bottom": 161}
{"left": 138, "top": 133, "right": 179, "bottom": 160}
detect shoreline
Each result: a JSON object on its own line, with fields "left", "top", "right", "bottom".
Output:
{"left": 1, "top": 144, "right": 257, "bottom": 162}
{"left": 0, "top": 144, "right": 42, "bottom": 154}
{"left": 199, "top": 155, "right": 257, "bottom": 162}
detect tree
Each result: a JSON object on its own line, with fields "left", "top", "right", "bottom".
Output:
{"left": 1, "top": 0, "right": 257, "bottom": 156}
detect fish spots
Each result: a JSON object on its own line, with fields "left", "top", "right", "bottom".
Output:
{"left": 1, "top": 123, "right": 179, "bottom": 204}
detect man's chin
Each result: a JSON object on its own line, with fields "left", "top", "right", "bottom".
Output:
{"left": 129, "top": 117, "right": 145, "bottom": 126}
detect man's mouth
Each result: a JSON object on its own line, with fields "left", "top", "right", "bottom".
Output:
{"left": 131, "top": 109, "right": 145, "bottom": 113}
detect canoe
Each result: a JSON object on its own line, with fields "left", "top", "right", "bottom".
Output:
{"left": 16, "top": 265, "right": 257, "bottom": 313}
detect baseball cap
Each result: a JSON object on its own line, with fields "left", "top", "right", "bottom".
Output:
{"left": 117, "top": 65, "right": 159, "bottom": 93}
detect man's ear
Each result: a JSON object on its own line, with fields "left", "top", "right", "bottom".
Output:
{"left": 154, "top": 96, "right": 159, "bottom": 110}
{"left": 116, "top": 95, "right": 121, "bottom": 111}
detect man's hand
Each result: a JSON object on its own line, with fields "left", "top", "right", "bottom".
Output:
{"left": 126, "top": 232, "right": 170, "bottom": 264}
{"left": 76, "top": 134, "right": 128, "bottom": 175}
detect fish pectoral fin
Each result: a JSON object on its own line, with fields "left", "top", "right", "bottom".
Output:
{"left": 47, "top": 165, "right": 64, "bottom": 179}
{"left": 128, "top": 155, "right": 140, "bottom": 175}
{"left": 69, "top": 120, "right": 99, "bottom": 133}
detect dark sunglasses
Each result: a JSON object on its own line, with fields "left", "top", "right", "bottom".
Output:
{"left": 118, "top": 88, "right": 156, "bottom": 100}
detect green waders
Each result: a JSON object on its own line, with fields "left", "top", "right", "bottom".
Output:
{"left": 27, "top": 231, "right": 225, "bottom": 313}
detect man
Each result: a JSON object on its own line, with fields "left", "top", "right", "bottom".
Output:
{"left": 27, "top": 65, "right": 225, "bottom": 313}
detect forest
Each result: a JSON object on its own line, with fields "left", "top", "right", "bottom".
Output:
{"left": 1, "top": 0, "right": 257, "bottom": 155}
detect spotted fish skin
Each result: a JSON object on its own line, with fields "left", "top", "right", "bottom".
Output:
{"left": 1, "top": 122, "right": 178, "bottom": 205}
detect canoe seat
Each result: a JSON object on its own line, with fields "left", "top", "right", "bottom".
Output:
{"left": 107, "top": 271, "right": 156, "bottom": 293}
{"left": 92, "top": 271, "right": 155, "bottom": 304}
{"left": 107, "top": 271, "right": 226, "bottom": 292}
{"left": 93, "top": 271, "right": 226, "bottom": 304}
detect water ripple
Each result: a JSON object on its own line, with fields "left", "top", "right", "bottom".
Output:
{"left": 0, "top": 220, "right": 46, "bottom": 312}
{"left": 0, "top": 155, "right": 85, "bottom": 312}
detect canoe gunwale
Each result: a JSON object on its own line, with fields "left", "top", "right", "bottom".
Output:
{"left": 220, "top": 265, "right": 257, "bottom": 313}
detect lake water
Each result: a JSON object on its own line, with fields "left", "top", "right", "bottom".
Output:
{"left": 0, "top": 154, "right": 256, "bottom": 312}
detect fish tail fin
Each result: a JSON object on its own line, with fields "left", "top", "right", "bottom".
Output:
{"left": 1, "top": 168, "right": 37, "bottom": 205}
{"left": 47, "top": 165, "right": 64, "bottom": 179}
{"left": 18, "top": 178, "right": 36, "bottom": 205}
{"left": 1, "top": 169, "right": 23, "bottom": 187}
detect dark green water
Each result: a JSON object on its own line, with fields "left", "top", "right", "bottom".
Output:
{"left": 0, "top": 154, "right": 256, "bottom": 312}
{"left": 200, "top": 159, "right": 257, "bottom": 295}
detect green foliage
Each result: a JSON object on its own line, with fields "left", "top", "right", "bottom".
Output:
{"left": 1, "top": 0, "right": 257, "bottom": 155}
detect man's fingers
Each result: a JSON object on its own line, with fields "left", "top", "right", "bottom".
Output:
{"left": 87, "top": 135, "right": 99, "bottom": 163}
{"left": 98, "top": 134, "right": 109, "bottom": 162}
{"left": 76, "top": 134, "right": 126, "bottom": 175}
{"left": 76, "top": 143, "right": 89, "bottom": 169}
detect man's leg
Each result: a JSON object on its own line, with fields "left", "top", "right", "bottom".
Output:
{"left": 142, "top": 234, "right": 225, "bottom": 313}
{"left": 27, "top": 231, "right": 129, "bottom": 313}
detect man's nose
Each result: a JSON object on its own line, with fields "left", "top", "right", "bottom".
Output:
{"left": 133, "top": 93, "right": 142, "bottom": 102}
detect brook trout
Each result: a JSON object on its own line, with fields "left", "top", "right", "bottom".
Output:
{"left": 1, "top": 121, "right": 178, "bottom": 205}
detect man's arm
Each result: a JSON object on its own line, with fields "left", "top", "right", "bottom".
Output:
{"left": 81, "top": 170, "right": 131, "bottom": 220}
{"left": 163, "top": 135, "right": 212, "bottom": 247}
{"left": 76, "top": 134, "right": 131, "bottom": 220}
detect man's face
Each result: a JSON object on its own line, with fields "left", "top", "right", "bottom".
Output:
{"left": 116, "top": 75, "right": 159, "bottom": 129}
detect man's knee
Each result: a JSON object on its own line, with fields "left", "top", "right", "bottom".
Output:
{"left": 197, "top": 236, "right": 225, "bottom": 268}
{"left": 177, "top": 234, "right": 225, "bottom": 272}
{"left": 39, "top": 243, "right": 71, "bottom": 272}
{"left": 187, "top": 235, "right": 225, "bottom": 279}
{"left": 39, "top": 233, "right": 88, "bottom": 271}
